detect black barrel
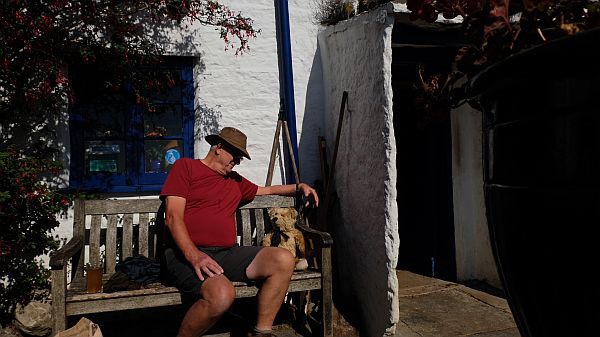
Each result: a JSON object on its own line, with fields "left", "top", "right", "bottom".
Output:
{"left": 469, "top": 27, "right": 600, "bottom": 337}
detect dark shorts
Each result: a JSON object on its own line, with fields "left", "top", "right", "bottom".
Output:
{"left": 161, "top": 245, "right": 263, "bottom": 299}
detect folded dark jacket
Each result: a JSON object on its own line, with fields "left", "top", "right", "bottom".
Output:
{"left": 115, "top": 255, "right": 161, "bottom": 285}
{"left": 103, "top": 271, "right": 141, "bottom": 293}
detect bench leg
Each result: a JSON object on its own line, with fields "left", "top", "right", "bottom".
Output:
{"left": 51, "top": 267, "right": 67, "bottom": 336}
{"left": 296, "top": 290, "right": 308, "bottom": 326}
{"left": 321, "top": 247, "right": 333, "bottom": 337}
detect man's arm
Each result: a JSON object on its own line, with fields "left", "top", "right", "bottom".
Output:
{"left": 256, "top": 182, "right": 319, "bottom": 207}
{"left": 164, "top": 196, "right": 223, "bottom": 280}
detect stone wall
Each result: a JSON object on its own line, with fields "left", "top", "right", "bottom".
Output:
{"left": 317, "top": 4, "right": 399, "bottom": 336}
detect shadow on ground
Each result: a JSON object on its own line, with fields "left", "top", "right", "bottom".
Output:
{"left": 69, "top": 297, "right": 314, "bottom": 337}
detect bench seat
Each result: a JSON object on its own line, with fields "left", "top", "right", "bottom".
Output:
{"left": 63, "top": 270, "right": 323, "bottom": 315}
{"left": 50, "top": 195, "right": 332, "bottom": 336}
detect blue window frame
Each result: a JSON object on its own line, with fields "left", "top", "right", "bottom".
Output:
{"left": 68, "top": 57, "right": 194, "bottom": 193}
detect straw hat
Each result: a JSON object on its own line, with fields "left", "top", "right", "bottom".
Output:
{"left": 205, "top": 127, "right": 251, "bottom": 160}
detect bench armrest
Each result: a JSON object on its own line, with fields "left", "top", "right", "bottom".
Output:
{"left": 296, "top": 223, "right": 333, "bottom": 247}
{"left": 49, "top": 237, "right": 84, "bottom": 270}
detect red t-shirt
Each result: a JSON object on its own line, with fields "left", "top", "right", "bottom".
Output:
{"left": 160, "top": 158, "right": 258, "bottom": 247}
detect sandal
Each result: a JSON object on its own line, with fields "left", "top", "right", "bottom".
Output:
{"left": 247, "top": 327, "right": 277, "bottom": 337}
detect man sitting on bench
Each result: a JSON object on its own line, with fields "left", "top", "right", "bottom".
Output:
{"left": 160, "top": 127, "right": 318, "bottom": 337}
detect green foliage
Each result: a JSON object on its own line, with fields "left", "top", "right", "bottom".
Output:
{"left": 0, "top": 149, "right": 71, "bottom": 324}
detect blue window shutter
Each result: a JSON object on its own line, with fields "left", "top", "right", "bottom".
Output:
{"left": 68, "top": 57, "right": 194, "bottom": 193}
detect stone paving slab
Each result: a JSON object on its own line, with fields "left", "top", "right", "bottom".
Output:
{"left": 51, "top": 270, "right": 520, "bottom": 337}
{"left": 394, "top": 270, "right": 520, "bottom": 337}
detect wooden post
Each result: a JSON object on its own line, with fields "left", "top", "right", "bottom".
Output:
{"left": 318, "top": 136, "right": 329, "bottom": 189}
{"left": 266, "top": 120, "right": 283, "bottom": 186}
{"left": 51, "top": 266, "right": 67, "bottom": 336}
{"left": 282, "top": 120, "right": 300, "bottom": 183}
{"left": 265, "top": 119, "right": 300, "bottom": 186}
{"left": 319, "top": 91, "right": 348, "bottom": 232}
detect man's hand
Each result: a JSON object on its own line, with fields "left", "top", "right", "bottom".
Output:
{"left": 298, "top": 183, "right": 319, "bottom": 208}
{"left": 186, "top": 249, "right": 224, "bottom": 281}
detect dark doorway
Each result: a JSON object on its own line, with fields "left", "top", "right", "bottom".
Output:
{"left": 392, "top": 21, "right": 462, "bottom": 281}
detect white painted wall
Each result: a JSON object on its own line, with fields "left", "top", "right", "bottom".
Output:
{"left": 52, "top": 1, "right": 325, "bottom": 245}
{"left": 317, "top": 4, "right": 399, "bottom": 336}
{"left": 450, "top": 104, "right": 501, "bottom": 288}
{"left": 162, "top": 0, "right": 324, "bottom": 187}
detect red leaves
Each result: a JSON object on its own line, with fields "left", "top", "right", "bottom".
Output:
{"left": 0, "top": 149, "right": 68, "bottom": 323}
{"left": 485, "top": 0, "right": 511, "bottom": 37}
{"left": 0, "top": 1, "right": 258, "bottom": 136}
{"left": 406, "top": 0, "right": 600, "bottom": 120}
{"left": 407, "top": 0, "right": 438, "bottom": 22}
{"left": 55, "top": 70, "right": 67, "bottom": 85}
{"left": 489, "top": 0, "right": 509, "bottom": 18}
{"left": 1, "top": 57, "right": 10, "bottom": 71}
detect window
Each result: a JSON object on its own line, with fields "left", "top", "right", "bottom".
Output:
{"left": 68, "top": 58, "right": 194, "bottom": 192}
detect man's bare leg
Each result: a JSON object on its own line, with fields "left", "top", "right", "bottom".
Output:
{"left": 246, "top": 247, "right": 295, "bottom": 332}
{"left": 177, "top": 275, "right": 235, "bottom": 337}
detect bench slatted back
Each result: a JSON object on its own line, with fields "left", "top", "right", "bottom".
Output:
{"left": 76, "top": 195, "right": 295, "bottom": 277}
{"left": 236, "top": 195, "right": 295, "bottom": 246}
{"left": 80, "top": 199, "right": 162, "bottom": 276}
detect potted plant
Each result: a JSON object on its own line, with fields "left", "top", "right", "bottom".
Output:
{"left": 405, "top": 1, "right": 600, "bottom": 336}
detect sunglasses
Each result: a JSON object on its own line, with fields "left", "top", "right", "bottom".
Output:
{"left": 219, "top": 143, "right": 244, "bottom": 163}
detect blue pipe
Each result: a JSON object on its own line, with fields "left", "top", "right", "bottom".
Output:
{"left": 274, "top": 0, "right": 299, "bottom": 184}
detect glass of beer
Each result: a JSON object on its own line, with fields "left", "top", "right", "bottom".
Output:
{"left": 86, "top": 263, "right": 103, "bottom": 294}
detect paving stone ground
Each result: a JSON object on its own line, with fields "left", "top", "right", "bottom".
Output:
{"left": 84, "top": 270, "right": 519, "bottom": 337}
{"left": 27, "top": 269, "right": 520, "bottom": 337}
{"left": 393, "top": 270, "right": 521, "bottom": 337}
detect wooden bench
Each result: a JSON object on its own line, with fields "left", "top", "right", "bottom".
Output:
{"left": 49, "top": 195, "right": 333, "bottom": 336}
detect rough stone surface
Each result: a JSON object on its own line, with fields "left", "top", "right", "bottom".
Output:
{"left": 14, "top": 301, "right": 52, "bottom": 336}
{"left": 317, "top": 4, "right": 398, "bottom": 336}
{"left": 0, "top": 324, "right": 22, "bottom": 337}
{"left": 332, "top": 307, "right": 360, "bottom": 337}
